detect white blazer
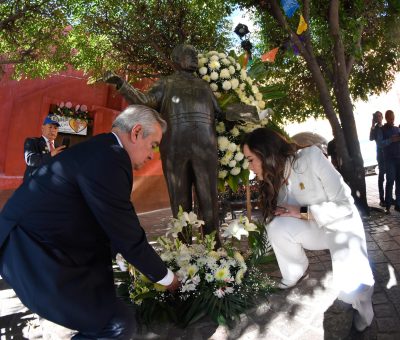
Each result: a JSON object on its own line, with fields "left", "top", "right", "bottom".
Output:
{"left": 279, "top": 146, "right": 360, "bottom": 230}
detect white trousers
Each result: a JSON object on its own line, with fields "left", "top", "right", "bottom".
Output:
{"left": 267, "top": 215, "right": 375, "bottom": 306}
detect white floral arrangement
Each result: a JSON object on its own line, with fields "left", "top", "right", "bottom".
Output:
{"left": 196, "top": 51, "right": 266, "bottom": 111}
{"left": 196, "top": 51, "right": 272, "bottom": 191}
{"left": 123, "top": 207, "right": 273, "bottom": 327}
{"left": 52, "top": 101, "right": 90, "bottom": 121}
{"left": 215, "top": 115, "right": 270, "bottom": 191}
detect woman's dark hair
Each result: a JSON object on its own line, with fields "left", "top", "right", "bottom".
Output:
{"left": 241, "top": 127, "right": 300, "bottom": 223}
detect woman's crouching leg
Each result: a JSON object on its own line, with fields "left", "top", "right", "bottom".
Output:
{"left": 267, "top": 217, "right": 311, "bottom": 286}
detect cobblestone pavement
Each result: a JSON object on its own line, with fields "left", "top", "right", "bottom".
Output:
{"left": 1, "top": 175, "right": 400, "bottom": 339}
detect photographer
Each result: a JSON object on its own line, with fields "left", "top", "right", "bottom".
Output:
{"left": 369, "top": 111, "right": 386, "bottom": 207}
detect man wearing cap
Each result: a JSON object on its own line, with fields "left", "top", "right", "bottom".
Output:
{"left": 23, "top": 114, "right": 65, "bottom": 180}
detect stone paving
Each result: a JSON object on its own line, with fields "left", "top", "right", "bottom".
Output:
{"left": 1, "top": 175, "right": 400, "bottom": 339}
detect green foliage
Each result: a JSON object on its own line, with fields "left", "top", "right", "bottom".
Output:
{"left": 232, "top": 0, "right": 400, "bottom": 123}
{"left": 1, "top": 0, "right": 234, "bottom": 80}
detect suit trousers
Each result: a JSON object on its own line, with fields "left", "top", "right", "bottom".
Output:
{"left": 267, "top": 216, "right": 375, "bottom": 304}
{"left": 71, "top": 299, "right": 136, "bottom": 339}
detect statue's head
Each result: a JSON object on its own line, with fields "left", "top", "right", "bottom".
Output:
{"left": 171, "top": 44, "right": 198, "bottom": 72}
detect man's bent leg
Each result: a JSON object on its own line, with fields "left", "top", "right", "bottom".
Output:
{"left": 72, "top": 300, "right": 136, "bottom": 340}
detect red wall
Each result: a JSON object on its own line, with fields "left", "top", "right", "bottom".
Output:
{"left": 0, "top": 67, "right": 169, "bottom": 212}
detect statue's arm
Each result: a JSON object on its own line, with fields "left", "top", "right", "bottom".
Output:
{"left": 103, "top": 71, "right": 159, "bottom": 108}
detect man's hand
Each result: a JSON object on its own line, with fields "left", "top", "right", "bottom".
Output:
{"left": 103, "top": 71, "right": 124, "bottom": 89}
{"left": 51, "top": 145, "right": 66, "bottom": 157}
{"left": 166, "top": 273, "right": 180, "bottom": 292}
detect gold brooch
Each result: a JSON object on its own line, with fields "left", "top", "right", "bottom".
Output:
{"left": 299, "top": 182, "right": 305, "bottom": 190}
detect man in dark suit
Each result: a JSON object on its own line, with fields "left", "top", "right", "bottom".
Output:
{"left": 23, "top": 114, "right": 65, "bottom": 180}
{"left": 0, "top": 105, "right": 179, "bottom": 339}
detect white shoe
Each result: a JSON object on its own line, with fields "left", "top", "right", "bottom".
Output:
{"left": 352, "top": 285, "right": 374, "bottom": 332}
{"left": 276, "top": 271, "right": 309, "bottom": 290}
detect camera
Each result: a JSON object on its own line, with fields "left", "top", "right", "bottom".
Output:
{"left": 62, "top": 136, "right": 70, "bottom": 148}
{"left": 372, "top": 112, "right": 380, "bottom": 124}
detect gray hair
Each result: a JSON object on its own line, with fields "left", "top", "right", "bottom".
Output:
{"left": 112, "top": 105, "right": 167, "bottom": 137}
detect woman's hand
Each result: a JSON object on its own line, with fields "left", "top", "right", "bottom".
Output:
{"left": 274, "top": 204, "right": 301, "bottom": 219}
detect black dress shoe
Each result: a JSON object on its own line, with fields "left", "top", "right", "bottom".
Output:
{"left": 385, "top": 207, "right": 391, "bottom": 214}
{"left": 379, "top": 201, "right": 385, "bottom": 207}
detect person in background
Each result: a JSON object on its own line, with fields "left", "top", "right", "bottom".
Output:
{"left": 369, "top": 111, "right": 386, "bottom": 207}
{"left": 23, "top": 114, "right": 65, "bottom": 180}
{"left": 1, "top": 105, "right": 179, "bottom": 339}
{"left": 327, "top": 138, "right": 340, "bottom": 171}
{"left": 377, "top": 109, "right": 400, "bottom": 213}
{"left": 242, "top": 127, "right": 375, "bottom": 332}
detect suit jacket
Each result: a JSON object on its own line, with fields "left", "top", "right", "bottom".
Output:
{"left": 0, "top": 133, "right": 168, "bottom": 332}
{"left": 23, "top": 136, "right": 55, "bottom": 180}
{"left": 279, "top": 146, "right": 360, "bottom": 230}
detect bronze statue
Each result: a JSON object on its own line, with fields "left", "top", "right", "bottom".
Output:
{"left": 104, "top": 44, "right": 257, "bottom": 241}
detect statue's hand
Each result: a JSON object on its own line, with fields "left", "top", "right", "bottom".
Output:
{"left": 103, "top": 71, "right": 123, "bottom": 88}
{"left": 224, "top": 102, "right": 259, "bottom": 122}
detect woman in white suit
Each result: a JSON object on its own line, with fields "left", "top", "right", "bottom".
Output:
{"left": 242, "top": 127, "right": 375, "bottom": 332}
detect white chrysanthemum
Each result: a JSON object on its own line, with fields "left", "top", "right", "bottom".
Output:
{"left": 225, "top": 150, "right": 234, "bottom": 160}
{"left": 217, "top": 136, "right": 230, "bottom": 151}
{"left": 205, "top": 273, "right": 214, "bottom": 282}
{"left": 229, "top": 160, "right": 237, "bottom": 168}
{"left": 214, "top": 267, "right": 230, "bottom": 281}
{"left": 210, "top": 54, "right": 220, "bottom": 61}
{"left": 210, "top": 83, "right": 218, "bottom": 92}
{"left": 210, "top": 71, "right": 219, "bottom": 80}
{"left": 242, "top": 159, "right": 249, "bottom": 169}
{"left": 252, "top": 85, "right": 259, "bottom": 94}
{"left": 255, "top": 92, "right": 263, "bottom": 101}
{"left": 209, "top": 60, "right": 221, "bottom": 70}
{"left": 198, "top": 66, "right": 208, "bottom": 75}
{"left": 221, "top": 58, "right": 230, "bottom": 65}
{"left": 207, "top": 50, "right": 219, "bottom": 56}
{"left": 247, "top": 77, "right": 253, "bottom": 85}
{"left": 160, "top": 252, "right": 174, "bottom": 262}
{"left": 249, "top": 95, "right": 254, "bottom": 102}
{"left": 220, "top": 68, "right": 230, "bottom": 79}
{"left": 228, "top": 56, "right": 235, "bottom": 63}
{"left": 202, "top": 75, "right": 210, "bottom": 82}
{"left": 258, "top": 100, "right": 266, "bottom": 109}
{"left": 218, "top": 170, "right": 228, "bottom": 179}
{"left": 234, "top": 152, "right": 244, "bottom": 161}
{"left": 216, "top": 121, "right": 225, "bottom": 133}
{"left": 236, "top": 63, "right": 241, "bottom": 70}
{"left": 234, "top": 251, "right": 245, "bottom": 264}
{"left": 240, "top": 69, "right": 247, "bottom": 80}
{"left": 214, "top": 92, "right": 221, "bottom": 98}
{"left": 220, "top": 155, "right": 230, "bottom": 166}
{"left": 239, "top": 83, "right": 246, "bottom": 91}
{"left": 235, "top": 269, "right": 245, "bottom": 284}
{"left": 208, "top": 251, "right": 220, "bottom": 260}
{"left": 222, "top": 80, "right": 232, "bottom": 91}
{"left": 230, "top": 127, "right": 240, "bottom": 137}
{"left": 228, "top": 65, "right": 235, "bottom": 74}
{"left": 230, "top": 167, "right": 241, "bottom": 176}
{"left": 228, "top": 142, "right": 237, "bottom": 152}
{"left": 218, "top": 52, "right": 227, "bottom": 58}
{"left": 230, "top": 78, "right": 239, "bottom": 90}
{"left": 198, "top": 57, "right": 208, "bottom": 65}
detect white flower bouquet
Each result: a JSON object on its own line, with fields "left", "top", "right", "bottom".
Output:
{"left": 196, "top": 51, "right": 272, "bottom": 191}
{"left": 124, "top": 207, "right": 273, "bottom": 327}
